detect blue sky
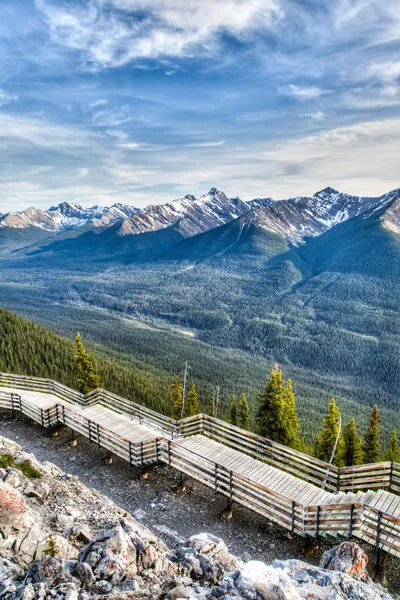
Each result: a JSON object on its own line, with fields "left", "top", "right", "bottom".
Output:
{"left": 1, "top": 0, "right": 400, "bottom": 210}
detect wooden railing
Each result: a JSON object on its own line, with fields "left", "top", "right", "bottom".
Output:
{"left": 0, "top": 372, "right": 398, "bottom": 494}
{"left": 2, "top": 386, "right": 400, "bottom": 558}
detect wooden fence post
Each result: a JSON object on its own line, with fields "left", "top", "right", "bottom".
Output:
{"left": 376, "top": 510, "right": 383, "bottom": 566}
{"left": 168, "top": 441, "right": 171, "bottom": 466}
{"left": 316, "top": 506, "right": 321, "bottom": 539}
{"left": 96, "top": 423, "right": 101, "bottom": 447}
{"left": 140, "top": 442, "right": 144, "bottom": 466}
{"left": 214, "top": 463, "right": 218, "bottom": 492}
{"left": 349, "top": 504, "right": 355, "bottom": 538}
{"left": 291, "top": 501, "right": 296, "bottom": 536}
{"left": 390, "top": 462, "right": 394, "bottom": 493}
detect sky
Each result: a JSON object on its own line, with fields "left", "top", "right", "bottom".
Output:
{"left": 1, "top": 0, "right": 400, "bottom": 211}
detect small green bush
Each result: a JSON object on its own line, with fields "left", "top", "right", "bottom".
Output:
{"left": 44, "top": 534, "right": 59, "bottom": 558}
{"left": 16, "top": 460, "right": 42, "bottom": 479}
{"left": 0, "top": 454, "right": 15, "bottom": 468}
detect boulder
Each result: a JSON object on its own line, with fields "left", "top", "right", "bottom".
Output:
{"left": 320, "top": 541, "right": 370, "bottom": 582}
{"left": 178, "top": 533, "right": 238, "bottom": 583}
{"left": 23, "top": 481, "right": 50, "bottom": 501}
{"left": 166, "top": 585, "right": 191, "bottom": 599}
{"left": 73, "top": 562, "right": 95, "bottom": 586}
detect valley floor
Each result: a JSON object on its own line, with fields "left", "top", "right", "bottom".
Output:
{"left": 1, "top": 411, "right": 400, "bottom": 594}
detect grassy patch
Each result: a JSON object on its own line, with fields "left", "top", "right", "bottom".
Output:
{"left": 0, "top": 453, "right": 15, "bottom": 468}
{"left": 15, "top": 460, "right": 42, "bottom": 479}
{"left": 0, "top": 453, "right": 42, "bottom": 478}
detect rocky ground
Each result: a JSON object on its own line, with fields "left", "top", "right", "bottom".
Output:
{"left": 1, "top": 413, "right": 399, "bottom": 598}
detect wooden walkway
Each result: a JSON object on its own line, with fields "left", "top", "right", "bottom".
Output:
{"left": 2, "top": 373, "right": 400, "bottom": 559}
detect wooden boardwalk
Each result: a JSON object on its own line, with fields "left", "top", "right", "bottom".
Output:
{"left": 2, "top": 373, "right": 400, "bottom": 560}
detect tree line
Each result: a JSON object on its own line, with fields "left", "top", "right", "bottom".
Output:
{"left": 167, "top": 366, "right": 400, "bottom": 467}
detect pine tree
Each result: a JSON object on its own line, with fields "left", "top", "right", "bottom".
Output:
{"left": 343, "top": 418, "right": 363, "bottom": 466}
{"left": 75, "top": 333, "right": 103, "bottom": 394}
{"left": 230, "top": 395, "right": 238, "bottom": 426}
{"left": 314, "top": 399, "right": 344, "bottom": 466}
{"left": 237, "top": 393, "right": 250, "bottom": 429}
{"left": 283, "top": 379, "right": 301, "bottom": 449}
{"left": 184, "top": 383, "right": 200, "bottom": 418}
{"left": 363, "top": 405, "right": 382, "bottom": 464}
{"left": 44, "top": 534, "right": 59, "bottom": 558}
{"left": 256, "top": 369, "right": 288, "bottom": 443}
{"left": 384, "top": 429, "right": 400, "bottom": 463}
{"left": 170, "top": 375, "right": 183, "bottom": 420}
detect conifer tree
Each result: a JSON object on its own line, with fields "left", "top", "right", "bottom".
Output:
{"left": 363, "top": 405, "right": 382, "bottom": 464}
{"left": 44, "top": 534, "right": 59, "bottom": 558}
{"left": 256, "top": 369, "right": 287, "bottom": 443}
{"left": 185, "top": 383, "right": 200, "bottom": 418}
{"left": 284, "top": 379, "right": 301, "bottom": 449}
{"left": 237, "top": 393, "right": 250, "bottom": 429}
{"left": 170, "top": 375, "right": 183, "bottom": 420}
{"left": 75, "top": 333, "right": 103, "bottom": 394}
{"left": 343, "top": 418, "right": 363, "bottom": 466}
{"left": 230, "top": 395, "right": 238, "bottom": 426}
{"left": 314, "top": 399, "right": 344, "bottom": 466}
{"left": 384, "top": 429, "right": 400, "bottom": 463}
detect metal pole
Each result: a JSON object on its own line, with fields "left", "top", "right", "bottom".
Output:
{"left": 180, "top": 361, "right": 190, "bottom": 423}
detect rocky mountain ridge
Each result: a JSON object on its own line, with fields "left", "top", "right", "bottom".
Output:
{"left": 0, "top": 435, "right": 393, "bottom": 600}
{"left": 1, "top": 186, "right": 399, "bottom": 244}
{"left": 0, "top": 202, "right": 139, "bottom": 233}
{"left": 250, "top": 187, "right": 400, "bottom": 243}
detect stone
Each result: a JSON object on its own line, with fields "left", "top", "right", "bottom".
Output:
{"left": 24, "top": 481, "right": 50, "bottom": 500}
{"left": 73, "top": 563, "right": 95, "bottom": 587}
{"left": 89, "top": 580, "right": 113, "bottom": 594}
{"left": 178, "top": 533, "right": 239, "bottom": 583}
{"left": 166, "top": 585, "right": 191, "bottom": 599}
{"left": 4, "top": 468, "right": 29, "bottom": 489}
{"left": 320, "top": 541, "right": 370, "bottom": 582}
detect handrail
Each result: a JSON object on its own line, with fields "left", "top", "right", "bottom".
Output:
{"left": 0, "top": 372, "right": 397, "bottom": 494}
{"left": 1, "top": 386, "right": 400, "bottom": 556}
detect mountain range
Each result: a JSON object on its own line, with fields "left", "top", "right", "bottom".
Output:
{"left": 2, "top": 186, "right": 399, "bottom": 246}
{"left": 0, "top": 184, "right": 399, "bottom": 438}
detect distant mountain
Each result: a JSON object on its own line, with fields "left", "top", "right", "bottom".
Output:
{"left": 250, "top": 187, "right": 400, "bottom": 243}
{"left": 0, "top": 202, "right": 139, "bottom": 233}
{"left": 114, "top": 188, "right": 249, "bottom": 237}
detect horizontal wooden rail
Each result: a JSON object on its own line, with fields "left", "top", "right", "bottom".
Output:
{"left": 2, "top": 385, "right": 400, "bottom": 558}
{"left": 0, "top": 372, "right": 399, "bottom": 496}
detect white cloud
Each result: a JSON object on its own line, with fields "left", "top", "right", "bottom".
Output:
{"left": 0, "top": 113, "right": 92, "bottom": 150}
{"left": 302, "top": 111, "right": 325, "bottom": 120}
{"left": 117, "top": 142, "right": 141, "bottom": 149}
{"left": 106, "top": 129, "right": 129, "bottom": 140}
{"left": 35, "top": 0, "right": 281, "bottom": 69}
{"left": 0, "top": 90, "right": 18, "bottom": 107}
{"left": 185, "top": 141, "right": 226, "bottom": 147}
{"left": 282, "top": 84, "right": 325, "bottom": 100}
{"left": 261, "top": 117, "right": 400, "bottom": 197}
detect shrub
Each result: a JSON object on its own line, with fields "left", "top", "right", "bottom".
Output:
{"left": 0, "top": 454, "right": 15, "bottom": 468}
{"left": 44, "top": 534, "right": 59, "bottom": 558}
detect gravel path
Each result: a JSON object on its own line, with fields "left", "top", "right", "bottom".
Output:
{"left": 1, "top": 412, "right": 399, "bottom": 593}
